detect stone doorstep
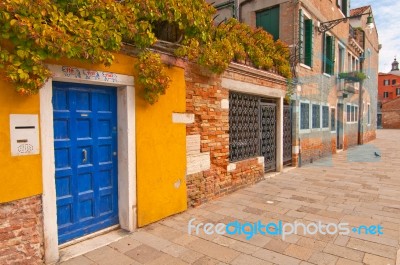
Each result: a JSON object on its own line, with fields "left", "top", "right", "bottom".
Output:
{"left": 264, "top": 166, "right": 296, "bottom": 179}
{"left": 57, "top": 228, "right": 131, "bottom": 264}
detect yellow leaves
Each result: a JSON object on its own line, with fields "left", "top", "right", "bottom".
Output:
{"left": 0, "top": 0, "right": 290, "bottom": 99}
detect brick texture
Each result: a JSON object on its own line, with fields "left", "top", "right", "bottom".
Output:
{"left": 382, "top": 97, "right": 400, "bottom": 128}
{"left": 0, "top": 195, "right": 44, "bottom": 265}
{"left": 185, "top": 62, "right": 284, "bottom": 207}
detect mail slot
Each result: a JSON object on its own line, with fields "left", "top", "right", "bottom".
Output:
{"left": 10, "top": 114, "right": 40, "bottom": 156}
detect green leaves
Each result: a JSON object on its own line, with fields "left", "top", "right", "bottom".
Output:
{"left": 137, "top": 51, "right": 171, "bottom": 105}
{"left": 0, "top": 0, "right": 290, "bottom": 101}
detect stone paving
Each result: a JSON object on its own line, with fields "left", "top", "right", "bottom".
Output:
{"left": 60, "top": 130, "right": 400, "bottom": 265}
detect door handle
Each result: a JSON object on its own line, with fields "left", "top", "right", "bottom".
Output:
{"left": 82, "top": 149, "right": 87, "bottom": 163}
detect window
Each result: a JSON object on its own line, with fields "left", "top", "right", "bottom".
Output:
{"left": 322, "top": 106, "right": 329, "bottom": 128}
{"left": 383, "top": 92, "right": 389, "bottom": 98}
{"left": 324, "top": 34, "right": 335, "bottom": 75}
{"left": 331, "top": 108, "right": 336, "bottom": 131}
{"left": 347, "top": 105, "right": 351, "bottom": 122}
{"left": 312, "top": 104, "right": 320, "bottom": 128}
{"left": 384, "top": 80, "right": 389, "bottom": 86}
{"left": 355, "top": 106, "right": 358, "bottom": 122}
{"left": 300, "top": 103, "right": 310, "bottom": 130}
{"left": 347, "top": 104, "right": 358, "bottom": 123}
{"left": 256, "top": 6, "right": 280, "bottom": 41}
{"left": 397, "top": 88, "right": 400, "bottom": 95}
{"left": 337, "top": 0, "right": 349, "bottom": 16}
{"left": 299, "top": 10, "right": 314, "bottom": 67}
{"left": 392, "top": 79, "right": 397, "bottom": 85}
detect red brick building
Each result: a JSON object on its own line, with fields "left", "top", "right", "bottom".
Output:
{"left": 378, "top": 59, "right": 400, "bottom": 105}
{"left": 377, "top": 59, "right": 400, "bottom": 127}
{"left": 382, "top": 97, "right": 400, "bottom": 129}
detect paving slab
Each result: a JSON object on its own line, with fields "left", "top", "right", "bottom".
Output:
{"left": 59, "top": 130, "right": 400, "bottom": 265}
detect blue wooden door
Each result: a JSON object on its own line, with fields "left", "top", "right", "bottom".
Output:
{"left": 53, "top": 82, "right": 119, "bottom": 244}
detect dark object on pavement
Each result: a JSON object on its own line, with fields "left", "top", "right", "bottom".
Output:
{"left": 374, "top": 152, "right": 381, "bottom": 157}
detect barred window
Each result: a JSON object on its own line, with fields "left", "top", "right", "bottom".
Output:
{"left": 322, "top": 106, "right": 329, "bottom": 128}
{"left": 300, "top": 103, "right": 310, "bottom": 129}
{"left": 351, "top": 106, "right": 355, "bottom": 122}
{"left": 312, "top": 104, "right": 320, "bottom": 128}
{"left": 229, "top": 92, "right": 260, "bottom": 162}
{"left": 331, "top": 108, "right": 336, "bottom": 131}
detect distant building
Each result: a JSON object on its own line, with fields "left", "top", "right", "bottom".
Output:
{"left": 378, "top": 58, "right": 400, "bottom": 128}
{"left": 211, "top": 0, "right": 380, "bottom": 164}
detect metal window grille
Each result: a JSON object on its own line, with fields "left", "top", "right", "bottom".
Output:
{"left": 300, "top": 103, "right": 310, "bottom": 129}
{"left": 229, "top": 92, "right": 260, "bottom": 162}
{"left": 312, "top": 104, "right": 320, "bottom": 128}
{"left": 331, "top": 108, "right": 336, "bottom": 131}
{"left": 351, "top": 106, "right": 355, "bottom": 122}
{"left": 322, "top": 106, "right": 329, "bottom": 128}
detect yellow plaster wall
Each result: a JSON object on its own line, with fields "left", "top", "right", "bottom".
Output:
{"left": 136, "top": 66, "right": 187, "bottom": 227}
{"left": 0, "top": 80, "right": 42, "bottom": 203}
{"left": 1, "top": 53, "right": 188, "bottom": 227}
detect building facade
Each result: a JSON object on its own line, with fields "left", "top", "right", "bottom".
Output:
{"left": 212, "top": 0, "right": 380, "bottom": 164}
{"left": 0, "top": 1, "right": 381, "bottom": 264}
{"left": 378, "top": 59, "right": 400, "bottom": 128}
{"left": 0, "top": 45, "right": 290, "bottom": 263}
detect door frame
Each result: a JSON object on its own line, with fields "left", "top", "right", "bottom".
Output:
{"left": 40, "top": 64, "right": 136, "bottom": 264}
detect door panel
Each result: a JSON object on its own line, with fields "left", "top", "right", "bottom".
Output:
{"left": 260, "top": 103, "right": 277, "bottom": 172}
{"left": 53, "top": 82, "right": 118, "bottom": 244}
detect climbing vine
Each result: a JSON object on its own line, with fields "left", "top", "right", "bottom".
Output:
{"left": 0, "top": 0, "right": 291, "bottom": 104}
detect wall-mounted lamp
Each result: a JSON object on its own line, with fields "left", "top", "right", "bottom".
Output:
{"left": 318, "top": 12, "right": 374, "bottom": 33}
{"left": 365, "top": 15, "right": 375, "bottom": 34}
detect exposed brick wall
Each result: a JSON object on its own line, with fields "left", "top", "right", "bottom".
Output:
{"left": 382, "top": 111, "right": 400, "bottom": 129}
{"left": 0, "top": 195, "right": 44, "bottom": 265}
{"left": 298, "top": 134, "right": 333, "bottom": 164}
{"left": 185, "top": 62, "right": 279, "bottom": 207}
{"left": 363, "top": 130, "right": 376, "bottom": 143}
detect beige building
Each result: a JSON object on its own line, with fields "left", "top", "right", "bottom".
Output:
{"left": 211, "top": 0, "right": 380, "bottom": 165}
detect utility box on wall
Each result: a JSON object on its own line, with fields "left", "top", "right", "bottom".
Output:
{"left": 10, "top": 114, "right": 40, "bottom": 156}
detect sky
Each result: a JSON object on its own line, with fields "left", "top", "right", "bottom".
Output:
{"left": 351, "top": 0, "right": 400, "bottom": 72}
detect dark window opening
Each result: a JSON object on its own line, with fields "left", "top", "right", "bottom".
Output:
{"left": 256, "top": 6, "right": 280, "bottom": 41}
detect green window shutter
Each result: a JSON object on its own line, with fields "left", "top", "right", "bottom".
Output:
{"left": 298, "top": 9, "right": 304, "bottom": 63}
{"left": 324, "top": 33, "right": 329, "bottom": 74}
{"left": 330, "top": 36, "right": 336, "bottom": 75}
{"left": 256, "top": 6, "right": 280, "bottom": 41}
{"left": 343, "top": 0, "right": 349, "bottom": 17}
{"left": 304, "top": 19, "right": 313, "bottom": 67}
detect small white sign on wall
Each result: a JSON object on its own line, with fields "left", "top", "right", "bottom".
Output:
{"left": 10, "top": 114, "right": 40, "bottom": 156}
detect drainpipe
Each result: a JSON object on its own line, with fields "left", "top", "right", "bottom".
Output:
{"left": 357, "top": 30, "right": 366, "bottom": 145}
{"left": 214, "top": 0, "right": 235, "bottom": 18}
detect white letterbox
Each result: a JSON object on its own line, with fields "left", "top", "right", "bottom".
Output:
{"left": 10, "top": 114, "right": 40, "bottom": 156}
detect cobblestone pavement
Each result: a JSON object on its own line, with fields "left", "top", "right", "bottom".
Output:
{"left": 60, "top": 130, "right": 400, "bottom": 265}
